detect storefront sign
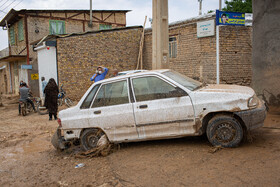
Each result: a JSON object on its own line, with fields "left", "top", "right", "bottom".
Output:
{"left": 197, "top": 20, "right": 215, "bottom": 38}
{"left": 216, "top": 10, "right": 245, "bottom": 26}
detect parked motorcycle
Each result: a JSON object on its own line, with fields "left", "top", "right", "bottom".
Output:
{"left": 57, "top": 84, "right": 74, "bottom": 107}
{"left": 19, "top": 96, "right": 39, "bottom": 116}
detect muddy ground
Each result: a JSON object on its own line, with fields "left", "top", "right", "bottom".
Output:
{"left": 0, "top": 104, "right": 280, "bottom": 187}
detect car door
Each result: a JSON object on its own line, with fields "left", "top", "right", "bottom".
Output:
{"left": 87, "top": 79, "right": 138, "bottom": 142}
{"left": 131, "top": 75, "right": 195, "bottom": 140}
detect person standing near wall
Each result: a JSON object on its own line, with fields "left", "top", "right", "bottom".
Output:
{"left": 44, "top": 78, "right": 59, "bottom": 121}
{"left": 41, "top": 77, "right": 47, "bottom": 96}
{"left": 90, "top": 66, "right": 108, "bottom": 82}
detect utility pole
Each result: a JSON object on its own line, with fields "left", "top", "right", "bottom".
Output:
{"left": 198, "top": 0, "right": 202, "bottom": 16}
{"left": 219, "top": 0, "right": 222, "bottom": 10}
{"left": 89, "top": 0, "right": 93, "bottom": 27}
{"left": 152, "top": 0, "right": 169, "bottom": 69}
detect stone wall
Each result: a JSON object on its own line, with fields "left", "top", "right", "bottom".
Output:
{"left": 252, "top": 0, "right": 280, "bottom": 112}
{"left": 57, "top": 27, "right": 142, "bottom": 100}
{"left": 143, "top": 15, "right": 252, "bottom": 86}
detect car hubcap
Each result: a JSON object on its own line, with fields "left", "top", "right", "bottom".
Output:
{"left": 86, "top": 134, "right": 98, "bottom": 148}
{"left": 216, "top": 123, "right": 236, "bottom": 143}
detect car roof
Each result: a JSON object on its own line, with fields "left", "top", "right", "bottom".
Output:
{"left": 97, "top": 69, "right": 170, "bottom": 84}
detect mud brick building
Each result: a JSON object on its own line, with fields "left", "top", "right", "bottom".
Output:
{"left": 0, "top": 9, "right": 129, "bottom": 96}
{"left": 56, "top": 26, "right": 142, "bottom": 100}
{"left": 143, "top": 13, "right": 252, "bottom": 85}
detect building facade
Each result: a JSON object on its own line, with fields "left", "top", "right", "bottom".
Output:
{"left": 34, "top": 26, "right": 143, "bottom": 100}
{"left": 143, "top": 13, "right": 252, "bottom": 86}
{"left": 0, "top": 9, "right": 129, "bottom": 96}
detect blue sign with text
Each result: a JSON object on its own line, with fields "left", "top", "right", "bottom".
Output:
{"left": 216, "top": 10, "right": 245, "bottom": 26}
{"left": 21, "top": 65, "right": 32, "bottom": 69}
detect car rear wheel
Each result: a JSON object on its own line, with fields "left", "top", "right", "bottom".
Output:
{"left": 206, "top": 115, "right": 243, "bottom": 148}
{"left": 80, "top": 128, "right": 105, "bottom": 151}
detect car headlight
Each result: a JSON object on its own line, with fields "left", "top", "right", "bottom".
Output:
{"left": 248, "top": 94, "right": 259, "bottom": 108}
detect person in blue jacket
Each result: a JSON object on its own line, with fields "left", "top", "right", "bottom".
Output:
{"left": 90, "top": 66, "right": 108, "bottom": 82}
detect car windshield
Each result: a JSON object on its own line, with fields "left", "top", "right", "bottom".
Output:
{"left": 162, "top": 70, "right": 202, "bottom": 91}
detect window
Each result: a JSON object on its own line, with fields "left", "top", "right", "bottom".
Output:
{"left": 99, "top": 24, "right": 112, "bottom": 30}
{"left": 132, "top": 76, "right": 182, "bottom": 102}
{"left": 18, "top": 20, "right": 24, "bottom": 41}
{"left": 49, "top": 20, "right": 65, "bottom": 35}
{"left": 169, "top": 37, "right": 177, "bottom": 58}
{"left": 9, "top": 26, "right": 15, "bottom": 45}
{"left": 80, "top": 84, "right": 100, "bottom": 109}
{"left": 92, "top": 80, "right": 129, "bottom": 108}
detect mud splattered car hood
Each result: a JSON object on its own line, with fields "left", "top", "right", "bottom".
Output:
{"left": 191, "top": 84, "right": 256, "bottom": 112}
{"left": 197, "top": 84, "right": 255, "bottom": 96}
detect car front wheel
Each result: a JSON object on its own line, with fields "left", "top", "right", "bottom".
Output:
{"left": 206, "top": 115, "right": 244, "bottom": 148}
{"left": 80, "top": 128, "right": 105, "bottom": 151}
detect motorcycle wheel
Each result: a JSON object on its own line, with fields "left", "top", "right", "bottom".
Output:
{"left": 21, "top": 106, "right": 26, "bottom": 116}
{"left": 37, "top": 103, "right": 48, "bottom": 115}
{"left": 65, "top": 97, "right": 74, "bottom": 107}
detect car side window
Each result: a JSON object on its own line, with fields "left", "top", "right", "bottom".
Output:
{"left": 132, "top": 76, "right": 184, "bottom": 102}
{"left": 92, "top": 80, "right": 129, "bottom": 108}
{"left": 80, "top": 84, "right": 100, "bottom": 109}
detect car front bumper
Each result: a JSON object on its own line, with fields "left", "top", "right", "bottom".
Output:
{"left": 234, "top": 103, "right": 267, "bottom": 130}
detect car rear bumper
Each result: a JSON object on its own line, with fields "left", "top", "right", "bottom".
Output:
{"left": 51, "top": 128, "right": 68, "bottom": 150}
{"left": 234, "top": 103, "right": 267, "bottom": 130}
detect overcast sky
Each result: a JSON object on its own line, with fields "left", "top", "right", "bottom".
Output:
{"left": 0, "top": 0, "right": 224, "bottom": 50}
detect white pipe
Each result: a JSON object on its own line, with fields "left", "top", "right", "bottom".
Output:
{"left": 216, "top": 25, "right": 219, "bottom": 84}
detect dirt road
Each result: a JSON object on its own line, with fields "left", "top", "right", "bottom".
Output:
{"left": 0, "top": 105, "right": 280, "bottom": 186}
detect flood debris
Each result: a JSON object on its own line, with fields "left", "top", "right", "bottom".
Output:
{"left": 208, "top": 145, "right": 223, "bottom": 154}
{"left": 75, "top": 135, "right": 114, "bottom": 158}
{"left": 75, "top": 163, "right": 85, "bottom": 168}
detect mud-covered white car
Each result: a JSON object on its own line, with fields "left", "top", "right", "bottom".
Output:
{"left": 52, "top": 70, "right": 266, "bottom": 151}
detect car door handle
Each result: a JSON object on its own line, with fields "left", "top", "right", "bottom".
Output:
{"left": 94, "top": 110, "right": 101, "bottom": 114}
{"left": 139, "top": 104, "right": 148, "bottom": 109}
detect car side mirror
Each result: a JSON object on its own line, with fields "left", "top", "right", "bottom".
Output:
{"left": 170, "top": 87, "right": 188, "bottom": 97}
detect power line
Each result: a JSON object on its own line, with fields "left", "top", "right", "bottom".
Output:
{"left": 2, "top": 0, "right": 17, "bottom": 12}
{"left": 0, "top": 0, "right": 9, "bottom": 9}
{"left": 11, "top": 0, "right": 23, "bottom": 10}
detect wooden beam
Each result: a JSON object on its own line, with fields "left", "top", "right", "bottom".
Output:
{"left": 114, "top": 13, "right": 116, "bottom": 23}
{"left": 85, "top": 13, "right": 102, "bottom": 21}
{"left": 24, "top": 15, "right": 29, "bottom": 65}
{"left": 67, "top": 12, "right": 82, "bottom": 19}
{"left": 83, "top": 21, "right": 85, "bottom": 32}
{"left": 103, "top": 13, "right": 113, "bottom": 22}
{"left": 24, "top": 14, "right": 126, "bottom": 26}
{"left": 101, "top": 12, "right": 103, "bottom": 21}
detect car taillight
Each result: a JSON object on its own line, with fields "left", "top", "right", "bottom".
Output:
{"left": 57, "top": 118, "right": 62, "bottom": 127}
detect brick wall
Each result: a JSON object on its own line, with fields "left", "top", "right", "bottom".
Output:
{"left": 6, "top": 11, "right": 127, "bottom": 96}
{"left": 219, "top": 26, "right": 252, "bottom": 86}
{"left": 57, "top": 27, "right": 142, "bottom": 100}
{"left": 143, "top": 15, "right": 252, "bottom": 86}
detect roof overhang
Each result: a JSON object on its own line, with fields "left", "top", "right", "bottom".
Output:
{"left": 0, "top": 55, "right": 26, "bottom": 62}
